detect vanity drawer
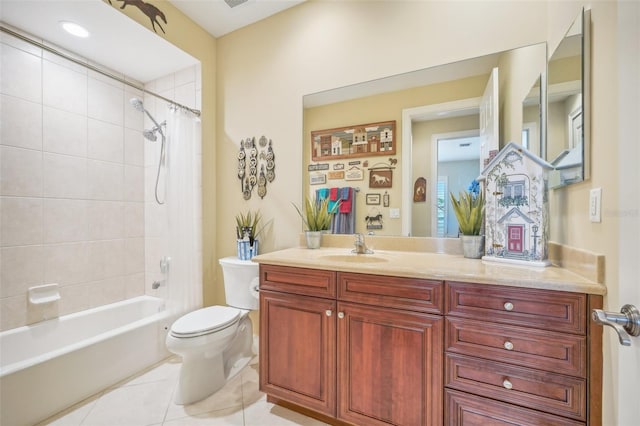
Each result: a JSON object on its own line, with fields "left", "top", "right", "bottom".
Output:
{"left": 446, "top": 317, "right": 586, "bottom": 377}
{"left": 338, "top": 272, "right": 443, "bottom": 314}
{"left": 260, "top": 265, "right": 336, "bottom": 299}
{"left": 445, "top": 353, "right": 586, "bottom": 421}
{"left": 445, "top": 389, "right": 584, "bottom": 426}
{"left": 446, "top": 281, "right": 587, "bottom": 334}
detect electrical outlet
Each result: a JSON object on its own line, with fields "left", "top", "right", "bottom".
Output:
{"left": 589, "top": 188, "right": 601, "bottom": 223}
{"left": 389, "top": 208, "right": 400, "bottom": 219}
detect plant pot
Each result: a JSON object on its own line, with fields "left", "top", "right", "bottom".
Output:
{"left": 461, "top": 235, "right": 485, "bottom": 259}
{"left": 237, "top": 239, "right": 259, "bottom": 260}
{"left": 305, "top": 231, "right": 323, "bottom": 249}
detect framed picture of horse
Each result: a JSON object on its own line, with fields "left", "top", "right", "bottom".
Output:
{"left": 369, "top": 169, "right": 392, "bottom": 188}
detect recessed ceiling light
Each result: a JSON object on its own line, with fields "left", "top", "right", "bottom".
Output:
{"left": 60, "top": 21, "right": 90, "bottom": 38}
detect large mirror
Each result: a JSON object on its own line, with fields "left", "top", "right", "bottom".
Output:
{"left": 546, "top": 8, "right": 591, "bottom": 188}
{"left": 303, "top": 43, "right": 546, "bottom": 237}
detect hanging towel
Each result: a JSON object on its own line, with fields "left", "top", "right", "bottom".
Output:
{"left": 331, "top": 187, "right": 356, "bottom": 234}
{"left": 339, "top": 187, "right": 351, "bottom": 213}
{"left": 328, "top": 187, "right": 339, "bottom": 212}
{"left": 316, "top": 188, "right": 329, "bottom": 204}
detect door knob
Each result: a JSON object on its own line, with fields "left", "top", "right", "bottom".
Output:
{"left": 592, "top": 304, "right": 640, "bottom": 346}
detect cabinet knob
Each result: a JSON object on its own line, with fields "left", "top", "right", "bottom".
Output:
{"left": 338, "top": 312, "right": 345, "bottom": 319}
{"left": 502, "top": 379, "right": 513, "bottom": 390}
{"left": 503, "top": 302, "right": 514, "bottom": 311}
{"left": 325, "top": 310, "right": 332, "bottom": 317}
{"left": 503, "top": 341, "right": 514, "bottom": 351}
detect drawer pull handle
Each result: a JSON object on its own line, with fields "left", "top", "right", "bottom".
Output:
{"left": 503, "top": 341, "right": 514, "bottom": 351}
{"left": 503, "top": 379, "right": 513, "bottom": 390}
{"left": 338, "top": 312, "right": 345, "bottom": 319}
{"left": 325, "top": 310, "right": 332, "bottom": 317}
{"left": 504, "top": 302, "right": 514, "bottom": 311}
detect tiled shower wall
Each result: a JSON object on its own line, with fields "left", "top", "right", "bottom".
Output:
{"left": 0, "top": 29, "right": 200, "bottom": 331}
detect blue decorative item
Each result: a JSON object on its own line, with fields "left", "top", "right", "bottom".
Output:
{"left": 237, "top": 239, "right": 259, "bottom": 261}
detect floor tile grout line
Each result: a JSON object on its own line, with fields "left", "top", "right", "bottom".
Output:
{"left": 240, "top": 366, "right": 247, "bottom": 426}
{"left": 160, "top": 379, "right": 178, "bottom": 426}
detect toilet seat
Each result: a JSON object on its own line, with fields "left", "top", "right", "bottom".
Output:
{"left": 170, "top": 306, "right": 241, "bottom": 338}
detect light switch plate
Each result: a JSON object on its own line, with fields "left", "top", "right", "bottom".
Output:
{"left": 389, "top": 208, "right": 400, "bottom": 219}
{"left": 589, "top": 188, "right": 602, "bottom": 222}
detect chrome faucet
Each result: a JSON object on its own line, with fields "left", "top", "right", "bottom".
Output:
{"left": 352, "top": 233, "right": 373, "bottom": 254}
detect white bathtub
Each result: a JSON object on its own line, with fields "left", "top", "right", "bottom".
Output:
{"left": 0, "top": 296, "right": 172, "bottom": 426}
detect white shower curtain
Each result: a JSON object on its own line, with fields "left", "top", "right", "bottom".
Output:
{"left": 165, "top": 106, "right": 202, "bottom": 315}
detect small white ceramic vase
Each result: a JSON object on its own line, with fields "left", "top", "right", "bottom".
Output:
{"left": 461, "top": 235, "right": 485, "bottom": 259}
{"left": 305, "top": 231, "right": 323, "bottom": 249}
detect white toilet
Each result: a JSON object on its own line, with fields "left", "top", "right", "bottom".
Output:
{"left": 166, "top": 256, "right": 259, "bottom": 405}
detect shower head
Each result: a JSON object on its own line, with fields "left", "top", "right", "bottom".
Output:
{"left": 130, "top": 97, "right": 165, "bottom": 141}
{"left": 143, "top": 129, "right": 158, "bottom": 142}
{"left": 129, "top": 97, "right": 145, "bottom": 112}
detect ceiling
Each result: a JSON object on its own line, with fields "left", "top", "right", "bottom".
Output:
{"left": 169, "top": 0, "right": 305, "bottom": 38}
{"left": 0, "top": 0, "right": 304, "bottom": 82}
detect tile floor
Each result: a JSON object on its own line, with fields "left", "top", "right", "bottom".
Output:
{"left": 39, "top": 356, "right": 328, "bottom": 426}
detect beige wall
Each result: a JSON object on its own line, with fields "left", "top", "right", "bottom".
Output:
{"left": 217, "top": 1, "right": 625, "bottom": 423}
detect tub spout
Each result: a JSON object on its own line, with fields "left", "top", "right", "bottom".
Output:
{"left": 152, "top": 280, "right": 163, "bottom": 290}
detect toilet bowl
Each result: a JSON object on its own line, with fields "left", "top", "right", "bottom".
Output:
{"left": 165, "top": 257, "right": 259, "bottom": 405}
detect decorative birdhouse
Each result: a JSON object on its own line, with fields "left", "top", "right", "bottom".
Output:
{"left": 481, "top": 142, "right": 553, "bottom": 267}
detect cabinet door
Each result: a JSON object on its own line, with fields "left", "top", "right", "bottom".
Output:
{"left": 337, "top": 301, "right": 443, "bottom": 426}
{"left": 259, "top": 290, "right": 336, "bottom": 416}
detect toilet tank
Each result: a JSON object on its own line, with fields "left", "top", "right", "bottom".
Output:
{"left": 219, "top": 257, "right": 259, "bottom": 310}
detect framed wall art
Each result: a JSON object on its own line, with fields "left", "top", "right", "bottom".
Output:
{"left": 366, "top": 193, "right": 381, "bottom": 205}
{"left": 369, "top": 168, "right": 392, "bottom": 188}
{"left": 311, "top": 120, "right": 395, "bottom": 161}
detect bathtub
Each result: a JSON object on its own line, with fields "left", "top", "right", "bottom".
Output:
{"left": 0, "top": 296, "right": 172, "bottom": 426}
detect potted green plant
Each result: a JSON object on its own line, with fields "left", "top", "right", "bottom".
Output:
{"left": 449, "top": 180, "right": 485, "bottom": 258}
{"left": 235, "top": 210, "right": 264, "bottom": 260}
{"left": 292, "top": 197, "right": 338, "bottom": 249}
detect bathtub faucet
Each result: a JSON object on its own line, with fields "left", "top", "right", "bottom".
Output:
{"left": 152, "top": 280, "right": 163, "bottom": 290}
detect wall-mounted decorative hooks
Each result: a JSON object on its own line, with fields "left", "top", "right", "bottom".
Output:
{"left": 237, "top": 136, "right": 275, "bottom": 200}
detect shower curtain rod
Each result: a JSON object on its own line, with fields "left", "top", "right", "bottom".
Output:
{"left": 1, "top": 25, "right": 201, "bottom": 117}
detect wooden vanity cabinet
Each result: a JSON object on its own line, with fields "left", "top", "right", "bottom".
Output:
{"left": 259, "top": 265, "right": 444, "bottom": 426}
{"left": 444, "top": 281, "right": 603, "bottom": 426}
{"left": 259, "top": 266, "right": 602, "bottom": 426}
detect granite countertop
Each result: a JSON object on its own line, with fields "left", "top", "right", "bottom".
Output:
{"left": 252, "top": 246, "right": 607, "bottom": 295}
